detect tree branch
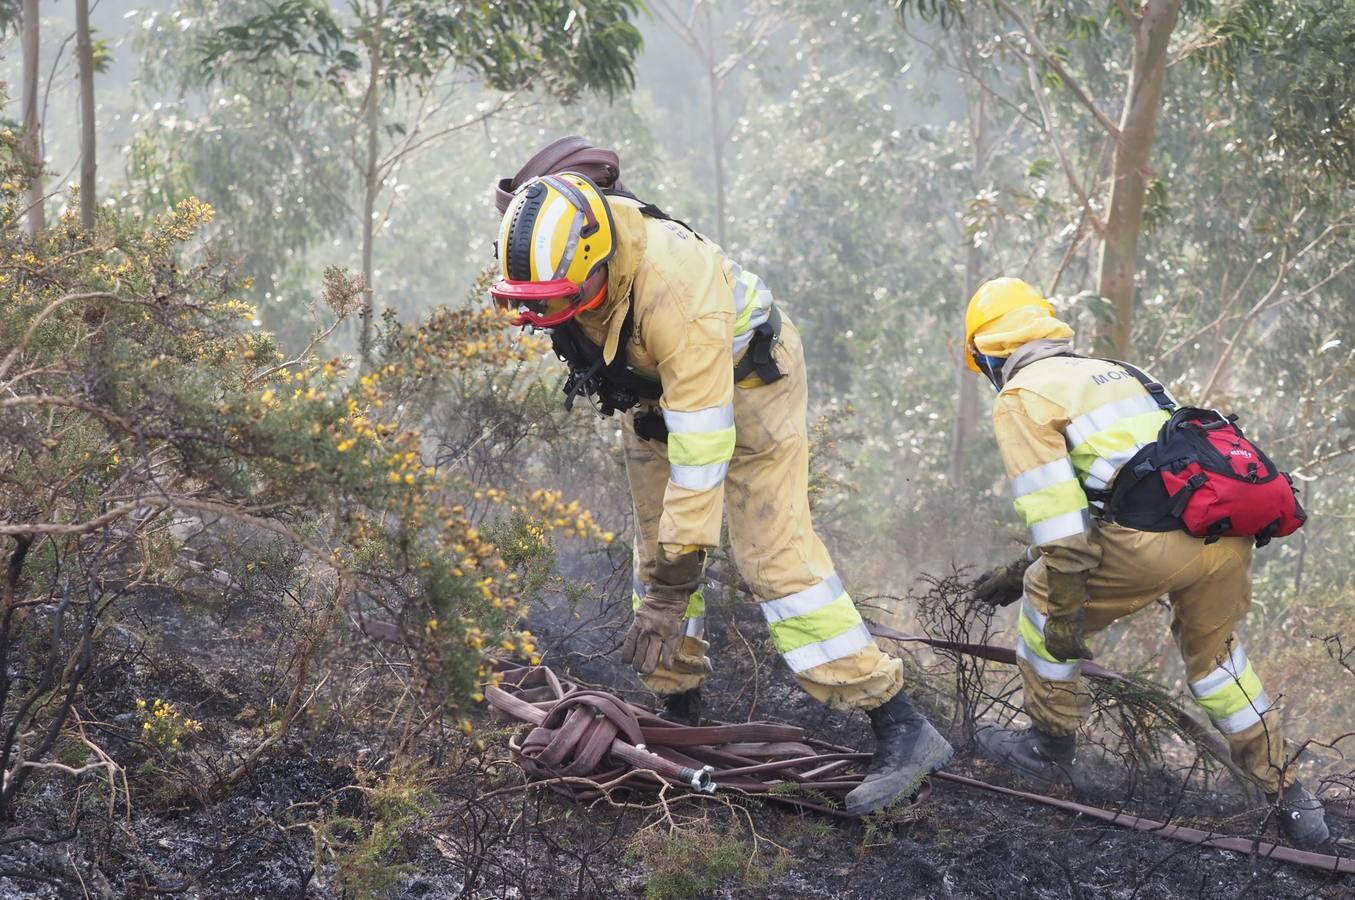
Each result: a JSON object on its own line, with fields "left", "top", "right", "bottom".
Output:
{"left": 995, "top": 0, "right": 1122, "bottom": 139}
{"left": 1199, "top": 214, "right": 1355, "bottom": 403}
{"left": 1025, "top": 60, "right": 1104, "bottom": 234}
{"left": 246, "top": 315, "right": 347, "bottom": 386}
{"left": 1298, "top": 443, "right": 1355, "bottom": 475}
{"left": 0, "top": 291, "right": 115, "bottom": 386}
{"left": 901, "top": 21, "right": 1042, "bottom": 131}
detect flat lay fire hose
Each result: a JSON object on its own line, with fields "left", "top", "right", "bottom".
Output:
{"left": 484, "top": 625, "right": 1355, "bottom": 876}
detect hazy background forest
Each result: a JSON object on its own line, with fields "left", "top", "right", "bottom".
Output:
{"left": 2, "top": 0, "right": 1354, "bottom": 896}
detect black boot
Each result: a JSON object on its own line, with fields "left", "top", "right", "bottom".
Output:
{"left": 657, "top": 689, "right": 702, "bottom": 726}
{"left": 974, "top": 724, "right": 1082, "bottom": 792}
{"left": 1270, "top": 781, "right": 1330, "bottom": 849}
{"left": 844, "top": 690, "right": 954, "bottom": 815}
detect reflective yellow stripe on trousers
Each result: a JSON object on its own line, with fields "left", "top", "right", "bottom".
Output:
{"left": 1189, "top": 643, "right": 1272, "bottom": 733}
{"left": 758, "top": 574, "right": 873, "bottom": 673}
{"left": 1016, "top": 595, "right": 1082, "bottom": 681}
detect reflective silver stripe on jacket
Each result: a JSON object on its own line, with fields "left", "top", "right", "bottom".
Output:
{"left": 1012, "top": 458, "right": 1079, "bottom": 499}
{"left": 1029, "top": 509, "right": 1091, "bottom": 544}
{"left": 1064, "top": 395, "right": 1164, "bottom": 448}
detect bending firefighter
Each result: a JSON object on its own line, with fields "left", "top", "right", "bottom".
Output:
{"left": 491, "top": 137, "right": 952, "bottom": 814}
{"left": 965, "top": 277, "right": 1328, "bottom": 848}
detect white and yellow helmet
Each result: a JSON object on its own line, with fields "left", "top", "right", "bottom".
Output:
{"left": 490, "top": 172, "right": 617, "bottom": 327}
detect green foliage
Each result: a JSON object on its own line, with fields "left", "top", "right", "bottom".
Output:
{"left": 135, "top": 698, "right": 204, "bottom": 753}
{"left": 1248, "top": 0, "right": 1355, "bottom": 182}
{"left": 134, "top": 0, "right": 643, "bottom": 353}
{"left": 626, "top": 825, "right": 748, "bottom": 900}
{"left": 1181, "top": 0, "right": 1277, "bottom": 76}
{"left": 482, "top": 508, "right": 558, "bottom": 606}
{"left": 200, "top": 0, "right": 643, "bottom": 100}
{"left": 0, "top": 130, "right": 556, "bottom": 816}
{"left": 314, "top": 767, "right": 432, "bottom": 900}
{"left": 0, "top": 1, "right": 17, "bottom": 40}
{"left": 205, "top": 0, "right": 359, "bottom": 88}
{"left": 126, "top": 3, "right": 358, "bottom": 346}
{"left": 893, "top": 0, "right": 967, "bottom": 28}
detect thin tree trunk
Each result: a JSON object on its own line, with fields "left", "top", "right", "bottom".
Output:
{"left": 950, "top": 90, "right": 988, "bottom": 485}
{"left": 20, "top": 0, "right": 43, "bottom": 238}
{"left": 708, "top": 72, "right": 726, "bottom": 246}
{"left": 703, "top": 6, "right": 726, "bottom": 246}
{"left": 1095, "top": 0, "right": 1180, "bottom": 357}
{"left": 357, "top": 1, "right": 386, "bottom": 368}
{"left": 74, "top": 0, "right": 96, "bottom": 232}
{"left": 951, "top": 248, "right": 982, "bottom": 484}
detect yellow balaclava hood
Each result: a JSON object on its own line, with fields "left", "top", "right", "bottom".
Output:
{"left": 972, "top": 304, "right": 1074, "bottom": 360}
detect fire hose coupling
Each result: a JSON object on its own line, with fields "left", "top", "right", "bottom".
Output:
{"left": 680, "top": 764, "right": 717, "bottom": 794}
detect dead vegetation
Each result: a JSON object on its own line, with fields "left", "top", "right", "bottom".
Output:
{"left": 1, "top": 167, "right": 1352, "bottom": 900}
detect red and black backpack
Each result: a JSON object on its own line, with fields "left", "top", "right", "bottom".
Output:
{"left": 1092, "top": 361, "right": 1307, "bottom": 547}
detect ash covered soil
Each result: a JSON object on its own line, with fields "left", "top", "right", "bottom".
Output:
{"left": 1, "top": 585, "right": 1351, "bottom": 899}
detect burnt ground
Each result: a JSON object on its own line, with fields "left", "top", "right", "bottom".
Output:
{"left": 1, "top": 580, "right": 1352, "bottom": 899}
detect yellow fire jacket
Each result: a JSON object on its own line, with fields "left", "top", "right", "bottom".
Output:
{"left": 574, "top": 198, "right": 775, "bottom": 558}
{"left": 993, "top": 350, "right": 1172, "bottom": 575}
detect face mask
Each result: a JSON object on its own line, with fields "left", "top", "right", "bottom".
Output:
{"left": 974, "top": 351, "right": 1008, "bottom": 390}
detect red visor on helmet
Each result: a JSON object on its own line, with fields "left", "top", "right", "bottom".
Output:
{"left": 490, "top": 277, "right": 607, "bottom": 328}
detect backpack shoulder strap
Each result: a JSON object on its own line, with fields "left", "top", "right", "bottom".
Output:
{"left": 603, "top": 188, "right": 702, "bottom": 240}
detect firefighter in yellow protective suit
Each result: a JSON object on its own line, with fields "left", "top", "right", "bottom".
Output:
{"left": 964, "top": 277, "right": 1328, "bottom": 848}
{"left": 490, "top": 139, "right": 952, "bottom": 813}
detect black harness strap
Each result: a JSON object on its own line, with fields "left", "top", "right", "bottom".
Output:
{"left": 732, "top": 305, "right": 784, "bottom": 385}
{"left": 551, "top": 310, "right": 661, "bottom": 415}
{"left": 1097, "top": 356, "right": 1176, "bottom": 412}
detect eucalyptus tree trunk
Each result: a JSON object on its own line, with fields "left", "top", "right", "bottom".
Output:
{"left": 702, "top": 5, "right": 726, "bottom": 247}
{"left": 1096, "top": 0, "right": 1181, "bottom": 357}
{"left": 74, "top": 0, "right": 97, "bottom": 232}
{"left": 950, "top": 90, "right": 987, "bottom": 486}
{"left": 357, "top": 0, "right": 387, "bottom": 369}
{"left": 20, "top": 0, "right": 43, "bottom": 237}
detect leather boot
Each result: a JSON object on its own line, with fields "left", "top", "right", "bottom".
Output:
{"left": 1270, "top": 781, "right": 1330, "bottom": 849}
{"left": 844, "top": 690, "right": 954, "bottom": 815}
{"left": 974, "top": 724, "right": 1082, "bottom": 792}
{"left": 657, "top": 689, "right": 702, "bottom": 727}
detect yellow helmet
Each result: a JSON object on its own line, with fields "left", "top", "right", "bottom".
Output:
{"left": 963, "top": 277, "right": 1057, "bottom": 372}
{"left": 490, "top": 172, "right": 617, "bottom": 327}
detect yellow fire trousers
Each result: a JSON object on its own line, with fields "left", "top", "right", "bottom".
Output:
{"left": 623, "top": 319, "right": 903, "bottom": 710}
{"left": 1017, "top": 524, "right": 1293, "bottom": 792}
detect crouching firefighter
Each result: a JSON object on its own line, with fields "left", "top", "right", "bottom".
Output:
{"left": 490, "top": 137, "right": 952, "bottom": 813}
{"left": 964, "top": 277, "right": 1328, "bottom": 848}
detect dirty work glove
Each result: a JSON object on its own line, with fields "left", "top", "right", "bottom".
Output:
{"left": 1043, "top": 569, "right": 1094, "bottom": 662}
{"left": 972, "top": 550, "right": 1034, "bottom": 607}
{"left": 623, "top": 550, "right": 705, "bottom": 676}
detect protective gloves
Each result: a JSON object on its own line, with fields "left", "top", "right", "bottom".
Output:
{"left": 1043, "top": 569, "right": 1094, "bottom": 662}
{"left": 972, "top": 549, "right": 1034, "bottom": 607}
{"left": 622, "top": 549, "right": 705, "bottom": 676}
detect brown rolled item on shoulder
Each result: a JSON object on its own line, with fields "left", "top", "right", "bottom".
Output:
{"left": 494, "top": 135, "right": 628, "bottom": 213}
